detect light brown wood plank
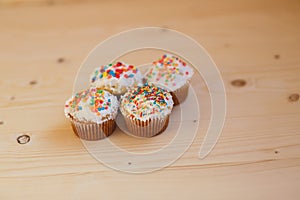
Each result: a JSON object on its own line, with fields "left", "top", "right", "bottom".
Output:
{"left": 0, "top": 0, "right": 299, "bottom": 199}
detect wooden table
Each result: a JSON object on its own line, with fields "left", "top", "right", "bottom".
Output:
{"left": 0, "top": 0, "right": 299, "bottom": 199}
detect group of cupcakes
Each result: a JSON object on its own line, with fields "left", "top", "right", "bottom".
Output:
{"left": 64, "top": 54, "right": 194, "bottom": 140}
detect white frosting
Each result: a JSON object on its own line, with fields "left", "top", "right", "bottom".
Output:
{"left": 145, "top": 54, "right": 194, "bottom": 91}
{"left": 64, "top": 88, "right": 119, "bottom": 124}
{"left": 90, "top": 62, "right": 144, "bottom": 95}
{"left": 120, "top": 83, "right": 174, "bottom": 121}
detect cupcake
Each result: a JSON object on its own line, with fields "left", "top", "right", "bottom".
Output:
{"left": 145, "top": 54, "right": 194, "bottom": 105}
{"left": 64, "top": 87, "right": 119, "bottom": 140}
{"left": 90, "top": 61, "right": 143, "bottom": 96}
{"left": 120, "top": 83, "right": 173, "bottom": 138}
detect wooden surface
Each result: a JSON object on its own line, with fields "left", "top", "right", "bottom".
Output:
{"left": 0, "top": 0, "right": 300, "bottom": 199}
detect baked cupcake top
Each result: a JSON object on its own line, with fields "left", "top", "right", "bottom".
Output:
{"left": 64, "top": 87, "right": 119, "bottom": 123}
{"left": 90, "top": 61, "right": 143, "bottom": 95}
{"left": 120, "top": 83, "right": 173, "bottom": 121}
{"left": 145, "top": 54, "right": 194, "bottom": 91}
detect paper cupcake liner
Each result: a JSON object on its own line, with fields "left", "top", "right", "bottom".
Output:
{"left": 123, "top": 114, "right": 170, "bottom": 138}
{"left": 68, "top": 115, "right": 116, "bottom": 141}
{"left": 171, "top": 82, "right": 189, "bottom": 106}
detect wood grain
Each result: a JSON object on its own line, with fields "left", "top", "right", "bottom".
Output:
{"left": 0, "top": 0, "right": 299, "bottom": 199}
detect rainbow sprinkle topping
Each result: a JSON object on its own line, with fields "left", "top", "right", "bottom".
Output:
{"left": 65, "top": 88, "right": 117, "bottom": 117}
{"left": 91, "top": 62, "right": 139, "bottom": 82}
{"left": 145, "top": 54, "right": 193, "bottom": 90}
{"left": 121, "top": 82, "right": 173, "bottom": 120}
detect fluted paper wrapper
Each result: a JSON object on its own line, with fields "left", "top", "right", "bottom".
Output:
{"left": 123, "top": 114, "right": 170, "bottom": 138}
{"left": 68, "top": 116, "right": 116, "bottom": 141}
{"left": 171, "top": 82, "right": 189, "bottom": 106}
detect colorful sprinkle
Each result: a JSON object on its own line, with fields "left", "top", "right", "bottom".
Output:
{"left": 65, "top": 88, "right": 114, "bottom": 116}
{"left": 121, "top": 83, "right": 173, "bottom": 119}
{"left": 146, "top": 54, "right": 192, "bottom": 88}
{"left": 91, "top": 61, "right": 139, "bottom": 81}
